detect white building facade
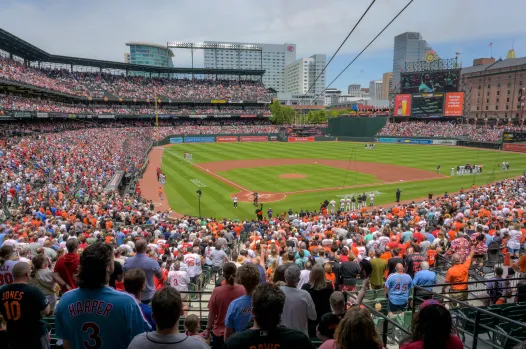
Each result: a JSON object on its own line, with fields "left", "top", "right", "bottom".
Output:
{"left": 285, "top": 54, "right": 326, "bottom": 97}
{"left": 368, "top": 80, "right": 383, "bottom": 100}
{"left": 203, "top": 41, "right": 296, "bottom": 93}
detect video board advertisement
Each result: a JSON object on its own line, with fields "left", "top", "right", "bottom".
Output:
{"left": 411, "top": 93, "right": 444, "bottom": 117}
{"left": 394, "top": 94, "right": 412, "bottom": 116}
{"left": 443, "top": 92, "right": 465, "bottom": 117}
{"left": 400, "top": 69, "right": 461, "bottom": 94}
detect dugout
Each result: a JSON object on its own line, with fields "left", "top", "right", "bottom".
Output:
{"left": 326, "top": 116, "right": 387, "bottom": 138}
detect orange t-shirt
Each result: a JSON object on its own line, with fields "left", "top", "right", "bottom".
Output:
{"left": 427, "top": 250, "right": 437, "bottom": 266}
{"left": 326, "top": 272, "right": 336, "bottom": 288}
{"left": 445, "top": 256, "right": 472, "bottom": 291}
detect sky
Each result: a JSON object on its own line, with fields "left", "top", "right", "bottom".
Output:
{"left": 1, "top": 0, "right": 525, "bottom": 91}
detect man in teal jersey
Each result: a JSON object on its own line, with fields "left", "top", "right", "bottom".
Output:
{"left": 55, "top": 242, "right": 151, "bottom": 349}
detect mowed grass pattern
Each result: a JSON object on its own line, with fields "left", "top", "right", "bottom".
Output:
{"left": 161, "top": 142, "right": 526, "bottom": 219}
{"left": 217, "top": 164, "right": 378, "bottom": 193}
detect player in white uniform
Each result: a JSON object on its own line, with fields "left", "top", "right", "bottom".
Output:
{"left": 340, "top": 198, "right": 345, "bottom": 211}
{"left": 451, "top": 168, "right": 455, "bottom": 176}
{"left": 369, "top": 193, "right": 375, "bottom": 206}
{"left": 345, "top": 198, "right": 351, "bottom": 211}
{"left": 329, "top": 199, "right": 336, "bottom": 214}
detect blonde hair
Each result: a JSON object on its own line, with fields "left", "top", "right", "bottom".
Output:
{"left": 324, "top": 263, "right": 333, "bottom": 274}
{"left": 334, "top": 307, "right": 382, "bottom": 349}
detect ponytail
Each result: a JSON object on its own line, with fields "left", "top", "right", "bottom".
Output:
{"left": 226, "top": 273, "right": 236, "bottom": 286}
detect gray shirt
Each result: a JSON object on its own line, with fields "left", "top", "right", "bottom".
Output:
{"left": 210, "top": 249, "right": 228, "bottom": 268}
{"left": 124, "top": 253, "right": 162, "bottom": 301}
{"left": 279, "top": 285, "right": 316, "bottom": 336}
{"left": 128, "top": 332, "right": 209, "bottom": 349}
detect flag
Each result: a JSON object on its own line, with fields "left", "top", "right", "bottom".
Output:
{"left": 489, "top": 43, "right": 493, "bottom": 48}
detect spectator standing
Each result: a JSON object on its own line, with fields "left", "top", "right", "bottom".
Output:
{"left": 224, "top": 263, "right": 260, "bottom": 340}
{"left": 319, "top": 306, "right": 383, "bottom": 349}
{"left": 442, "top": 247, "right": 475, "bottom": 306}
{"left": 370, "top": 250, "right": 387, "bottom": 289}
{"left": 298, "top": 261, "right": 312, "bottom": 288}
{"left": 485, "top": 267, "right": 509, "bottom": 306}
{"left": 124, "top": 268, "right": 156, "bottom": 329}
{"left": 338, "top": 254, "right": 361, "bottom": 291}
{"left": 412, "top": 262, "right": 437, "bottom": 302}
{"left": 123, "top": 239, "right": 163, "bottom": 304}
{"left": 53, "top": 239, "right": 79, "bottom": 293}
{"left": 223, "top": 284, "right": 316, "bottom": 349}
{"left": 301, "top": 264, "right": 334, "bottom": 336}
{"left": 204, "top": 262, "right": 245, "bottom": 349}
{"left": 385, "top": 263, "right": 413, "bottom": 316}
{"left": 128, "top": 287, "right": 209, "bottom": 349}
{"left": 401, "top": 300, "right": 463, "bottom": 349}
{"left": 210, "top": 244, "right": 228, "bottom": 275}
{"left": 30, "top": 254, "right": 58, "bottom": 315}
{"left": 387, "top": 248, "right": 405, "bottom": 276}
{"left": 0, "top": 262, "right": 50, "bottom": 349}
{"left": 55, "top": 242, "right": 151, "bottom": 349}
{"left": 280, "top": 265, "right": 317, "bottom": 337}
{"left": 316, "top": 291, "right": 346, "bottom": 342}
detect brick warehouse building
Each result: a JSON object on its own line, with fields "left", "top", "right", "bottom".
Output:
{"left": 461, "top": 52, "right": 526, "bottom": 123}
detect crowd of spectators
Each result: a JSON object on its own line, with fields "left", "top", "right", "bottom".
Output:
{"left": 1, "top": 117, "right": 526, "bottom": 348}
{"left": 377, "top": 121, "right": 526, "bottom": 143}
{"left": 0, "top": 57, "right": 272, "bottom": 101}
{"left": 0, "top": 94, "right": 271, "bottom": 116}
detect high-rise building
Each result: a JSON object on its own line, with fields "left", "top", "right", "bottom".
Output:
{"left": 203, "top": 41, "right": 296, "bottom": 93}
{"left": 285, "top": 54, "right": 326, "bottom": 96}
{"left": 125, "top": 43, "right": 174, "bottom": 67}
{"left": 392, "top": 32, "right": 433, "bottom": 88}
{"left": 368, "top": 80, "right": 383, "bottom": 100}
{"left": 348, "top": 84, "right": 361, "bottom": 95}
{"left": 381, "top": 72, "right": 393, "bottom": 99}
{"left": 324, "top": 88, "right": 342, "bottom": 106}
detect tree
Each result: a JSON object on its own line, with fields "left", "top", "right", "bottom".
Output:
{"left": 306, "top": 110, "right": 328, "bottom": 124}
{"left": 269, "top": 100, "right": 296, "bottom": 125}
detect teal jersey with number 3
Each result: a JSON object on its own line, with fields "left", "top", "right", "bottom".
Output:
{"left": 55, "top": 286, "right": 151, "bottom": 349}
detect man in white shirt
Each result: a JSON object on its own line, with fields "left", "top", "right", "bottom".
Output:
{"left": 297, "top": 261, "right": 312, "bottom": 289}
{"left": 183, "top": 248, "right": 202, "bottom": 285}
{"left": 329, "top": 199, "right": 336, "bottom": 214}
{"left": 369, "top": 193, "right": 375, "bottom": 206}
{"left": 167, "top": 261, "right": 190, "bottom": 293}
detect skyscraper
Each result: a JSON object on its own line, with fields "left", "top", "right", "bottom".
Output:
{"left": 285, "top": 54, "right": 326, "bottom": 96}
{"left": 368, "top": 80, "right": 383, "bottom": 100}
{"left": 203, "top": 41, "right": 296, "bottom": 93}
{"left": 381, "top": 72, "right": 393, "bottom": 100}
{"left": 392, "top": 32, "right": 433, "bottom": 88}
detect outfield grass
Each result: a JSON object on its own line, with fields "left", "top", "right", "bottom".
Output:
{"left": 161, "top": 142, "right": 526, "bottom": 219}
{"left": 217, "top": 164, "right": 378, "bottom": 193}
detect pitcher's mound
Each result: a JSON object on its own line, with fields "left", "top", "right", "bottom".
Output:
{"left": 279, "top": 173, "right": 307, "bottom": 179}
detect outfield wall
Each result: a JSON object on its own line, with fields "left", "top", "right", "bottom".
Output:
{"left": 326, "top": 117, "right": 388, "bottom": 137}
{"left": 158, "top": 134, "right": 279, "bottom": 145}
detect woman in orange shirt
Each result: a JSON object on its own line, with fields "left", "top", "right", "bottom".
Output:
{"left": 325, "top": 263, "right": 336, "bottom": 289}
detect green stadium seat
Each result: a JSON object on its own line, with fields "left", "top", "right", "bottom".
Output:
{"left": 494, "top": 322, "right": 526, "bottom": 349}
{"left": 501, "top": 306, "right": 526, "bottom": 323}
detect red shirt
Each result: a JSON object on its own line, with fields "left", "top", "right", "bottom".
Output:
{"left": 208, "top": 284, "right": 245, "bottom": 336}
{"left": 53, "top": 252, "right": 80, "bottom": 293}
{"left": 413, "top": 232, "right": 425, "bottom": 243}
{"left": 401, "top": 335, "right": 463, "bottom": 349}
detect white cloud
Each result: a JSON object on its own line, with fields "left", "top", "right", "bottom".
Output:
{"left": 0, "top": 0, "right": 524, "bottom": 69}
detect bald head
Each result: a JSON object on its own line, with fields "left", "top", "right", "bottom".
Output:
{"left": 451, "top": 253, "right": 461, "bottom": 265}
{"left": 420, "top": 262, "right": 430, "bottom": 270}
{"left": 13, "top": 262, "right": 31, "bottom": 280}
{"left": 395, "top": 263, "right": 404, "bottom": 273}
{"left": 135, "top": 239, "right": 147, "bottom": 254}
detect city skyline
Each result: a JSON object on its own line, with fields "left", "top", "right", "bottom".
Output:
{"left": 1, "top": 0, "right": 524, "bottom": 92}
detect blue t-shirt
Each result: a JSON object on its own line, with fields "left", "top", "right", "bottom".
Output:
{"left": 386, "top": 273, "right": 413, "bottom": 305}
{"left": 225, "top": 295, "right": 253, "bottom": 333}
{"left": 55, "top": 286, "right": 151, "bottom": 349}
{"left": 139, "top": 302, "right": 156, "bottom": 329}
{"left": 412, "top": 270, "right": 437, "bottom": 291}
{"left": 401, "top": 231, "right": 413, "bottom": 243}
{"left": 124, "top": 253, "right": 161, "bottom": 301}
{"left": 116, "top": 231, "right": 125, "bottom": 246}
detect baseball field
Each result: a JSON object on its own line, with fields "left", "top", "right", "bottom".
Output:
{"left": 154, "top": 142, "right": 526, "bottom": 219}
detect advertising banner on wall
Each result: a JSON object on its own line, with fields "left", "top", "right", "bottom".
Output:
{"left": 184, "top": 136, "right": 215, "bottom": 143}
{"left": 376, "top": 138, "right": 397, "bottom": 143}
{"left": 36, "top": 112, "right": 49, "bottom": 118}
{"left": 270, "top": 136, "right": 278, "bottom": 142}
{"left": 189, "top": 115, "right": 207, "bottom": 119}
{"left": 240, "top": 114, "right": 257, "bottom": 118}
{"left": 443, "top": 92, "right": 465, "bottom": 117}
{"left": 432, "top": 139, "right": 457, "bottom": 146}
{"left": 394, "top": 94, "right": 412, "bottom": 116}
{"left": 169, "top": 137, "right": 184, "bottom": 144}
{"left": 240, "top": 136, "right": 268, "bottom": 142}
{"left": 288, "top": 137, "right": 315, "bottom": 142}
{"left": 397, "top": 138, "right": 433, "bottom": 144}
{"left": 216, "top": 136, "right": 238, "bottom": 143}
{"left": 504, "top": 143, "right": 526, "bottom": 153}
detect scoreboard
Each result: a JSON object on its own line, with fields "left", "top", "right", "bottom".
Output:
{"left": 503, "top": 132, "right": 526, "bottom": 143}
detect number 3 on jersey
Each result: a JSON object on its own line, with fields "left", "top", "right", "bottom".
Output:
{"left": 82, "top": 322, "right": 102, "bottom": 349}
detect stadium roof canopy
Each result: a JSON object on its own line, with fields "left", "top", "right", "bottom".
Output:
{"left": 0, "top": 28, "right": 264, "bottom": 76}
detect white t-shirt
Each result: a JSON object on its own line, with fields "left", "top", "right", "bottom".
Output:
{"left": 167, "top": 270, "right": 190, "bottom": 292}
{"left": 0, "top": 260, "right": 20, "bottom": 286}
{"left": 507, "top": 229, "right": 522, "bottom": 250}
{"left": 183, "top": 253, "right": 202, "bottom": 278}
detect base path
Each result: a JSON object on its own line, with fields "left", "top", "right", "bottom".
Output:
{"left": 196, "top": 158, "right": 445, "bottom": 203}
{"left": 139, "top": 147, "right": 184, "bottom": 218}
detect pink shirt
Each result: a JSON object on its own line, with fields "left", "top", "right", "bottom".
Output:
{"left": 208, "top": 284, "right": 245, "bottom": 336}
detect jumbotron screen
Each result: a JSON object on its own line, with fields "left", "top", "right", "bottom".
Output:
{"left": 400, "top": 69, "right": 461, "bottom": 94}
{"left": 411, "top": 93, "right": 444, "bottom": 117}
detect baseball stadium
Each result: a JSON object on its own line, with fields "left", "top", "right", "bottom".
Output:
{"left": 2, "top": 7, "right": 526, "bottom": 349}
